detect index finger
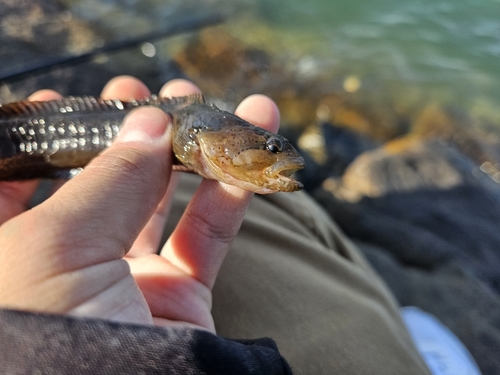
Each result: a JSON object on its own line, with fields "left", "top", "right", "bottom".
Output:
{"left": 127, "top": 79, "right": 203, "bottom": 257}
{"left": 160, "top": 94, "right": 280, "bottom": 288}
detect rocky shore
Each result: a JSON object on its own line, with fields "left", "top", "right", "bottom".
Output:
{"left": 1, "top": 2, "right": 500, "bottom": 373}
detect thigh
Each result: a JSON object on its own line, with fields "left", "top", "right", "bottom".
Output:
{"left": 163, "top": 174, "right": 430, "bottom": 375}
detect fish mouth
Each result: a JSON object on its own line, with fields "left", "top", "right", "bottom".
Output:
{"left": 264, "top": 156, "right": 305, "bottom": 192}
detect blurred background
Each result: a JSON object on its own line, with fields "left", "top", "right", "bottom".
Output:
{"left": 1, "top": 1, "right": 500, "bottom": 373}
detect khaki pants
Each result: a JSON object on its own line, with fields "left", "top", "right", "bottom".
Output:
{"left": 163, "top": 174, "right": 430, "bottom": 375}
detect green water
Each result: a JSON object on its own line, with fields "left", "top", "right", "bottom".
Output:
{"left": 63, "top": 0, "right": 500, "bottom": 125}
{"left": 249, "top": 0, "right": 500, "bottom": 121}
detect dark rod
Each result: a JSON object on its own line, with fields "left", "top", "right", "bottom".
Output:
{"left": 0, "top": 12, "right": 225, "bottom": 82}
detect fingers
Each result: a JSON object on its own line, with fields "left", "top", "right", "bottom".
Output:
{"left": 160, "top": 94, "right": 281, "bottom": 288}
{"left": 31, "top": 77, "right": 206, "bottom": 268}
{"left": 28, "top": 90, "right": 63, "bottom": 101}
{"left": 159, "top": 79, "right": 201, "bottom": 97}
{"left": 235, "top": 94, "right": 280, "bottom": 133}
{"left": 0, "top": 181, "right": 38, "bottom": 224}
{"left": 127, "top": 79, "right": 202, "bottom": 257}
{"left": 101, "top": 75, "right": 151, "bottom": 100}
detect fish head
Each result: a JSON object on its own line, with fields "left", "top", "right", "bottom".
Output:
{"left": 197, "top": 124, "right": 305, "bottom": 194}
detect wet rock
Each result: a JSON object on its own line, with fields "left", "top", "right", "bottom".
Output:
{"left": 0, "top": 1, "right": 119, "bottom": 101}
{"left": 0, "top": 1, "right": 215, "bottom": 102}
{"left": 321, "top": 137, "right": 498, "bottom": 202}
{"left": 316, "top": 138, "right": 500, "bottom": 275}
{"left": 413, "top": 104, "right": 500, "bottom": 182}
{"left": 317, "top": 91, "right": 410, "bottom": 142}
{"left": 175, "top": 31, "right": 415, "bottom": 138}
{"left": 294, "top": 122, "right": 378, "bottom": 191}
{"left": 0, "top": 1, "right": 103, "bottom": 80}
{"left": 174, "top": 27, "right": 279, "bottom": 101}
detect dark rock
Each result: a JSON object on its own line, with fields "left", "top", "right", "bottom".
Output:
{"left": 313, "top": 137, "right": 500, "bottom": 373}
{"left": 321, "top": 121, "right": 379, "bottom": 175}
{"left": 315, "top": 139, "right": 500, "bottom": 290}
{"left": 294, "top": 122, "right": 378, "bottom": 191}
{"left": 358, "top": 241, "right": 500, "bottom": 375}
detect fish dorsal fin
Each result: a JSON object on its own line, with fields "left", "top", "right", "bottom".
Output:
{"left": 183, "top": 93, "right": 206, "bottom": 104}
{"left": 0, "top": 100, "right": 77, "bottom": 118}
{"left": 159, "top": 93, "right": 205, "bottom": 105}
{"left": 0, "top": 94, "right": 206, "bottom": 120}
{"left": 0, "top": 96, "right": 128, "bottom": 119}
{"left": 155, "top": 93, "right": 206, "bottom": 113}
{"left": 0, "top": 100, "right": 38, "bottom": 117}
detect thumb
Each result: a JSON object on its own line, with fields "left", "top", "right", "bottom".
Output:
{"left": 33, "top": 107, "right": 173, "bottom": 271}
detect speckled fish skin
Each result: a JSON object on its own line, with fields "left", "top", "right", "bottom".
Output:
{"left": 0, "top": 94, "right": 305, "bottom": 193}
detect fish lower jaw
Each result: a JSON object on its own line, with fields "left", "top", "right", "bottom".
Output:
{"left": 196, "top": 153, "right": 302, "bottom": 193}
{"left": 263, "top": 168, "right": 304, "bottom": 193}
{"left": 267, "top": 175, "right": 304, "bottom": 193}
{"left": 203, "top": 168, "right": 298, "bottom": 193}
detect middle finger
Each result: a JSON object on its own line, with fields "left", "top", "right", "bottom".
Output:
{"left": 125, "top": 78, "right": 202, "bottom": 256}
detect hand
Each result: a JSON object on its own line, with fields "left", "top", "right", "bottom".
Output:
{"left": 0, "top": 76, "right": 280, "bottom": 331}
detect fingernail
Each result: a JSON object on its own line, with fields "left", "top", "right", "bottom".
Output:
{"left": 117, "top": 108, "right": 169, "bottom": 144}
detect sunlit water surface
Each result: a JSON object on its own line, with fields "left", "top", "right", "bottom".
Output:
{"left": 64, "top": 0, "right": 500, "bottom": 127}
{"left": 247, "top": 0, "right": 500, "bottom": 123}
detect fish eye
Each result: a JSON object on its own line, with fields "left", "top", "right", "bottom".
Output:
{"left": 266, "top": 136, "right": 285, "bottom": 153}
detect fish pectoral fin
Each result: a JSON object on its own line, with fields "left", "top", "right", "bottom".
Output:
{"left": 171, "top": 154, "right": 195, "bottom": 173}
{"left": 172, "top": 164, "right": 196, "bottom": 173}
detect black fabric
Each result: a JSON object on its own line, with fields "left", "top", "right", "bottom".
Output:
{"left": 0, "top": 309, "right": 292, "bottom": 375}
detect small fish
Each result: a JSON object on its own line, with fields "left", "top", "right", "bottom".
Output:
{"left": 0, "top": 94, "right": 305, "bottom": 193}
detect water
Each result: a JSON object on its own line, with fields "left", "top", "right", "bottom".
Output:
{"left": 245, "top": 0, "right": 500, "bottom": 125}
{"left": 62, "top": 0, "right": 500, "bottom": 112}
{"left": 8, "top": 0, "right": 499, "bottom": 126}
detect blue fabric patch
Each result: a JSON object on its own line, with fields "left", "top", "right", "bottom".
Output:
{"left": 401, "top": 307, "right": 481, "bottom": 375}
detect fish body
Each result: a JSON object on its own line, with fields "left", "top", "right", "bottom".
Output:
{"left": 0, "top": 94, "right": 304, "bottom": 193}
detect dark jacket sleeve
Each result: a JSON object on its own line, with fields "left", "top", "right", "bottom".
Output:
{"left": 0, "top": 309, "right": 292, "bottom": 375}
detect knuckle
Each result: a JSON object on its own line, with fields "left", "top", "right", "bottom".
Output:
{"left": 184, "top": 208, "right": 236, "bottom": 246}
{"left": 89, "top": 148, "right": 156, "bottom": 182}
{"left": 103, "top": 148, "right": 145, "bottom": 173}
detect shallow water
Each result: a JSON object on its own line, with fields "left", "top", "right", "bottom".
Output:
{"left": 248, "top": 0, "right": 500, "bottom": 121}
{"left": 63, "top": 0, "right": 500, "bottom": 106}
{"left": 5, "top": 0, "right": 500, "bottom": 128}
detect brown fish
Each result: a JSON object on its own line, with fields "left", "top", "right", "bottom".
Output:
{"left": 0, "top": 94, "right": 305, "bottom": 193}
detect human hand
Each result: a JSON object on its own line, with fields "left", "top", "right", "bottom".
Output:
{"left": 0, "top": 76, "right": 280, "bottom": 331}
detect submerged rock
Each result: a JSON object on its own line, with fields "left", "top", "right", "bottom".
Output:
{"left": 294, "top": 122, "right": 378, "bottom": 191}
{"left": 413, "top": 105, "right": 500, "bottom": 182}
